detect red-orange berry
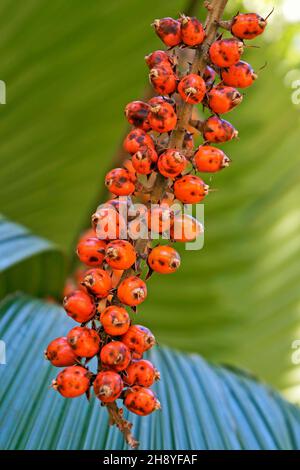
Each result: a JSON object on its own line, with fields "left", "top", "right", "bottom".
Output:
{"left": 121, "top": 325, "right": 155, "bottom": 358}
{"left": 125, "top": 101, "right": 151, "bottom": 131}
{"left": 147, "top": 205, "right": 173, "bottom": 233}
{"left": 105, "top": 168, "right": 135, "bottom": 196}
{"left": 203, "top": 66, "right": 216, "bottom": 87}
{"left": 67, "top": 326, "right": 101, "bottom": 358}
{"left": 124, "top": 386, "right": 161, "bottom": 416}
{"left": 145, "top": 50, "right": 173, "bottom": 68}
{"left": 92, "top": 205, "right": 126, "bottom": 240}
{"left": 117, "top": 276, "right": 147, "bottom": 307}
{"left": 93, "top": 370, "right": 123, "bottom": 403}
{"left": 63, "top": 290, "right": 95, "bottom": 323}
{"left": 207, "top": 85, "right": 243, "bottom": 114}
{"left": 148, "top": 95, "right": 176, "bottom": 108}
{"left": 105, "top": 240, "right": 136, "bottom": 270}
{"left": 45, "top": 337, "right": 79, "bottom": 367}
{"left": 194, "top": 145, "right": 230, "bottom": 172}
{"left": 152, "top": 17, "right": 182, "bottom": 47}
{"left": 202, "top": 116, "right": 238, "bottom": 143}
{"left": 149, "top": 64, "right": 177, "bottom": 95}
{"left": 76, "top": 237, "right": 106, "bottom": 267}
{"left": 100, "top": 305, "right": 130, "bottom": 336}
{"left": 52, "top": 366, "right": 90, "bottom": 398}
{"left": 231, "top": 13, "right": 267, "bottom": 40}
{"left": 100, "top": 341, "right": 131, "bottom": 372}
{"left": 178, "top": 74, "right": 206, "bottom": 104}
{"left": 174, "top": 174, "right": 209, "bottom": 204}
{"left": 221, "top": 61, "right": 257, "bottom": 88}
{"left": 148, "top": 102, "right": 177, "bottom": 133}
{"left": 82, "top": 268, "right": 112, "bottom": 298}
{"left": 124, "top": 359, "right": 160, "bottom": 387}
{"left": 171, "top": 214, "right": 203, "bottom": 242}
{"left": 148, "top": 245, "right": 180, "bottom": 274}
{"left": 180, "top": 15, "right": 205, "bottom": 46}
{"left": 123, "top": 128, "right": 154, "bottom": 155}
{"left": 132, "top": 146, "right": 158, "bottom": 175}
{"left": 209, "top": 38, "right": 244, "bottom": 67}
{"left": 157, "top": 149, "right": 187, "bottom": 178}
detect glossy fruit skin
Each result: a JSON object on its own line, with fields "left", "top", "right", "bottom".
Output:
{"left": 157, "top": 149, "right": 187, "bottom": 179}
{"left": 124, "top": 386, "right": 160, "bottom": 416}
{"left": 93, "top": 370, "right": 123, "bottom": 403}
{"left": 53, "top": 366, "right": 90, "bottom": 398}
{"left": 123, "top": 129, "right": 154, "bottom": 155}
{"left": 231, "top": 13, "right": 267, "bottom": 40}
{"left": 92, "top": 206, "right": 126, "bottom": 241}
{"left": 63, "top": 290, "right": 95, "bottom": 323}
{"left": 221, "top": 61, "right": 257, "bottom": 88}
{"left": 194, "top": 145, "right": 230, "bottom": 173}
{"left": 82, "top": 268, "right": 112, "bottom": 298}
{"left": 149, "top": 64, "right": 177, "bottom": 95}
{"left": 105, "top": 168, "right": 135, "bottom": 196}
{"left": 178, "top": 74, "right": 206, "bottom": 104}
{"left": 203, "top": 66, "right": 216, "bottom": 88}
{"left": 148, "top": 95, "right": 176, "bottom": 108}
{"left": 148, "top": 245, "right": 180, "bottom": 274}
{"left": 45, "top": 337, "right": 79, "bottom": 367}
{"left": 174, "top": 175, "right": 209, "bottom": 204}
{"left": 100, "top": 341, "right": 131, "bottom": 372}
{"left": 203, "top": 116, "right": 238, "bottom": 143}
{"left": 76, "top": 237, "right": 106, "bottom": 267}
{"left": 171, "top": 214, "right": 203, "bottom": 242}
{"left": 117, "top": 276, "right": 147, "bottom": 307}
{"left": 209, "top": 38, "right": 244, "bottom": 67}
{"left": 100, "top": 306, "right": 130, "bottom": 336}
{"left": 124, "top": 359, "right": 160, "bottom": 387}
{"left": 67, "top": 327, "right": 101, "bottom": 358}
{"left": 145, "top": 50, "right": 173, "bottom": 68}
{"left": 153, "top": 17, "right": 182, "bottom": 47}
{"left": 207, "top": 85, "right": 243, "bottom": 114}
{"left": 132, "top": 145, "right": 158, "bottom": 175}
{"left": 105, "top": 240, "right": 136, "bottom": 270}
{"left": 121, "top": 325, "right": 155, "bottom": 358}
{"left": 180, "top": 15, "right": 205, "bottom": 46}
{"left": 148, "top": 102, "right": 177, "bottom": 133}
{"left": 147, "top": 205, "right": 173, "bottom": 233}
{"left": 125, "top": 101, "right": 150, "bottom": 131}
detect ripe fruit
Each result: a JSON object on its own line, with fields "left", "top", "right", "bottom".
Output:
{"left": 148, "top": 245, "right": 180, "bottom": 274}
{"left": 124, "top": 386, "right": 161, "bottom": 416}
{"left": 178, "top": 74, "right": 206, "bottom": 104}
{"left": 45, "top": 337, "right": 79, "bottom": 367}
{"left": 63, "top": 290, "right": 95, "bottom": 323}
{"left": 100, "top": 305, "right": 130, "bottom": 336}
{"left": 209, "top": 38, "right": 244, "bottom": 67}
{"left": 152, "top": 17, "right": 181, "bottom": 47}
{"left": 105, "top": 168, "right": 135, "bottom": 196}
{"left": 82, "top": 268, "right": 112, "bottom": 298}
{"left": 221, "top": 61, "right": 257, "bottom": 88}
{"left": 180, "top": 15, "right": 205, "bottom": 46}
{"left": 145, "top": 50, "right": 173, "bottom": 68}
{"left": 174, "top": 175, "right": 209, "bottom": 204}
{"left": 147, "top": 205, "right": 173, "bottom": 233}
{"left": 203, "top": 66, "right": 216, "bottom": 87}
{"left": 105, "top": 240, "right": 136, "bottom": 270}
{"left": 123, "top": 128, "right": 154, "bottom": 155}
{"left": 52, "top": 366, "right": 90, "bottom": 398}
{"left": 125, "top": 101, "right": 150, "bottom": 130}
{"left": 148, "top": 95, "right": 176, "bottom": 108}
{"left": 124, "top": 359, "right": 160, "bottom": 387}
{"left": 231, "top": 13, "right": 267, "bottom": 40}
{"left": 92, "top": 205, "right": 126, "bottom": 240}
{"left": 117, "top": 276, "right": 147, "bottom": 307}
{"left": 131, "top": 146, "right": 158, "bottom": 175}
{"left": 121, "top": 325, "right": 155, "bottom": 358}
{"left": 100, "top": 341, "right": 131, "bottom": 372}
{"left": 171, "top": 214, "right": 203, "bottom": 242}
{"left": 157, "top": 149, "right": 187, "bottom": 179}
{"left": 202, "top": 115, "right": 238, "bottom": 143}
{"left": 67, "top": 326, "right": 101, "bottom": 358}
{"left": 207, "top": 85, "right": 243, "bottom": 114}
{"left": 76, "top": 237, "right": 106, "bottom": 267}
{"left": 148, "top": 102, "right": 177, "bottom": 133}
{"left": 149, "top": 64, "right": 177, "bottom": 95}
{"left": 194, "top": 145, "right": 230, "bottom": 172}
{"left": 93, "top": 370, "right": 123, "bottom": 403}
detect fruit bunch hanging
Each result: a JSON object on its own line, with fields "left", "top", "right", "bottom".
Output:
{"left": 45, "top": 0, "right": 269, "bottom": 448}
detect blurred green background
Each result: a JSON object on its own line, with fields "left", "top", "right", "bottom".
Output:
{"left": 1, "top": 0, "right": 300, "bottom": 404}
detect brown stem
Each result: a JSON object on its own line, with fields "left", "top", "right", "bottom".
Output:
{"left": 106, "top": 402, "right": 139, "bottom": 449}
